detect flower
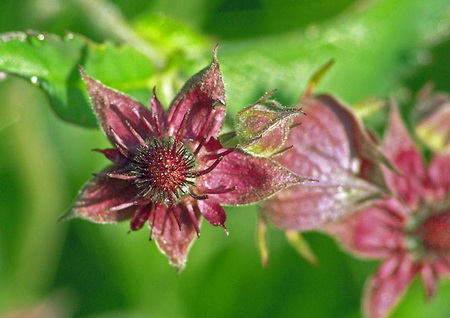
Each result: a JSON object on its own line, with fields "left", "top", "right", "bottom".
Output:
{"left": 326, "top": 104, "right": 450, "bottom": 317}
{"left": 262, "top": 94, "right": 388, "bottom": 231}
{"left": 63, "top": 50, "right": 310, "bottom": 271}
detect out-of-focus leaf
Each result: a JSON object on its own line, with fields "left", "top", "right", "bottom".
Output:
{"left": 220, "top": 0, "right": 450, "bottom": 116}
{"left": 0, "top": 31, "right": 157, "bottom": 127}
{"left": 133, "top": 13, "right": 209, "bottom": 57}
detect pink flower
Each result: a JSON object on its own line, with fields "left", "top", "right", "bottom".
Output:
{"left": 327, "top": 104, "right": 450, "bottom": 317}
{"left": 262, "top": 94, "right": 388, "bottom": 231}
{"left": 63, "top": 51, "right": 308, "bottom": 271}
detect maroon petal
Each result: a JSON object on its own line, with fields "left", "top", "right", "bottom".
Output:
{"left": 263, "top": 94, "right": 388, "bottom": 230}
{"left": 434, "top": 258, "right": 450, "bottom": 278}
{"left": 363, "top": 255, "right": 419, "bottom": 318}
{"left": 324, "top": 198, "right": 406, "bottom": 258}
{"left": 80, "top": 68, "right": 155, "bottom": 150}
{"left": 265, "top": 180, "right": 387, "bottom": 232}
{"left": 429, "top": 154, "right": 450, "bottom": 198}
{"left": 167, "top": 50, "right": 225, "bottom": 142}
{"left": 150, "top": 88, "right": 167, "bottom": 130}
{"left": 199, "top": 149, "right": 314, "bottom": 205}
{"left": 277, "top": 94, "right": 388, "bottom": 189}
{"left": 197, "top": 200, "right": 226, "bottom": 228}
{"left": 93, "top": 148, "right": 127, "bottom": 165}
{"left": 62, "top": 166, "right": 138, "bottom": 223}
{"left": 383, "top": 103, "right": 431, "bottom": 206}
{"left": 421, "top": 264, "right": 438, "bottom": 300}
{"left": 151, "top": 204, "right": 201, "bottom": 272}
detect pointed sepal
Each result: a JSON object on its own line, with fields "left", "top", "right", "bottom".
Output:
{"left": 152, "top": 205, "right": 201, "bottom": 272}
{"left": 235, "top": 90, "right": 304, "bottom": 157}
{"left": 167, "top": 47, "right": 225, "bottom": 142}
{"left": 199, "top": 149, "right": 316, "bottom": 205}
{"left": 80, "top": 67, "right": 155, "bottom": 151}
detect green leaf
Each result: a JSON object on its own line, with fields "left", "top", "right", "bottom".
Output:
{"left": 220, "top": 0, "right": 450, "bottom": 116}
{"left": 0, "top": 31, "right": 157, "bottom": 127}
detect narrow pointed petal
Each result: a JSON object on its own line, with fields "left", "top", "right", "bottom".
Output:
{"left": 61, "top": 167, "right": 138, "bottom": 223}
{"left": 325, "top": 199, "right": 406, "bottom": 258}
{"left": 429, "top": 154, "right": 450, "bottom": 197}
{"left": 421, "top": 264, "right": 438, "bottom": 300}
{"left": 199, "top": 149, "right": 315, "bottom": 205}
{"left": 80, "top": 68, "right": 155, "bottom": 150}
{"left": 383, "top": 103, "right": 431, "bottom": 206}
{"left": 152, "top": 205, "right": 201, "bottom": 272}
{"left": 263, "top": 94, "right": 389, "bottom": 230}
{"left": 364, "top": 255, "right": 418, "bottom": 318}
{"left": 197, "top": 200, "right": 226, "bottom": 228}
{"left": 93, "top": 148, "right": 126, "bottom": 164}
{"left": 167, "top": 52, "right": 225, "bottom": 142}
{"left": 150, "top": 88, "right": 167, "bottom": 128}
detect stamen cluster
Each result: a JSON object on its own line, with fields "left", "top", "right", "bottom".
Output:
{"left": 131, "top": 137, "right": 196, "bottom": 205}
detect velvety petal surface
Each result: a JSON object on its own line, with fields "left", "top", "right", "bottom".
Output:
{"left": 429, "top": 154, "right": 450, "bottom": 199}
{"left": 383, "top": 104, "right": 434, "bottom": 207}
{"left": 434, "top": 258, "right": 450, "bottom": 278}
{"left": 80, "top": 68, "right": 155, "bottom": 150}
{"left": 167, "top": 52, "right": 225, "bottom": 142}
{"left": 325, "top": 198, "right": 406, "bottom": 258}
{"left": 197, "top": 200, "right": 226, "bottom": 228}
{"left": 266, "top": 180, "right": 386, "bottom": 231}
{"left": 62, "top": 167, "right": 138, "bottom": 223}
{"left": 199, "top": 149, "right": 314, "bottom": 205}
{"left": 420, "top": 263, "right": 438, "bottom": 300}
{"left": 263, "top": 94, "right": 387, "bottom": 230}
{"left": 278, "top": 94, "right": 387, "bottom": 188}
{"left": 364, "top": 255, "right": 419, "bottom": 318}
{"left": 152, "top": 204, "right": 201, "bottom": 272}
{"left": 150, "top": 88, "right": 167, "bottom": 129}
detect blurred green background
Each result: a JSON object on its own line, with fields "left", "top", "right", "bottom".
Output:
{"left": 1, "top": 0, "right": 450, "bottom": 317}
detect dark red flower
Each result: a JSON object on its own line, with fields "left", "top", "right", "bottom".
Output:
{"left": 63, "top": 50, "right": 310, "bottom": 271}
{"left": 327, "top": 104, "right": 450, "bottom": 317}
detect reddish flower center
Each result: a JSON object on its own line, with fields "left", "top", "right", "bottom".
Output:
{"left": 418, "top": 211, "right": 450, "bottom": 252}
{"left": 132, "top": 137, "right": 196, "bottom": 204}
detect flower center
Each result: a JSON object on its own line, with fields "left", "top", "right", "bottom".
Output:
{"left": 418, "top": 211, "right": 450, "bottom": 252}
{"left": 132, "top": 137, "right": 196, "bottom": 204}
